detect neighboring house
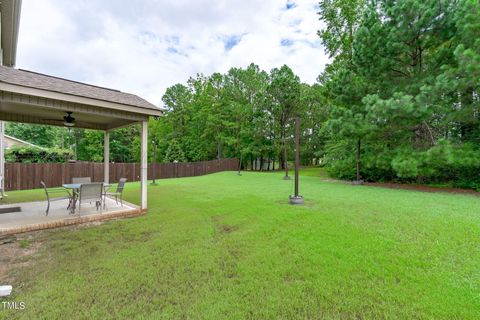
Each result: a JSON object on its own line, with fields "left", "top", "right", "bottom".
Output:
{"left": 4, "top": 134, "right": 41, "bottom": 149}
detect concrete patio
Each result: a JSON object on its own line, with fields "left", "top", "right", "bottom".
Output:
{"left": 0, "top": 197, "right": 143, "bottom": 236}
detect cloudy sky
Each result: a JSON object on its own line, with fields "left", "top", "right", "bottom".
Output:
{"left": 16, "top": 0, "right": 329, "bottom": 107}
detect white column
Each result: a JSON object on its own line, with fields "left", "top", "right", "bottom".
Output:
{"left": 104, "top": 130, "right": 109, "bottom": 183}
{"left": 0, "top": 121, "right": 5, "bottom": 197}
{"left": 140, "top": 120, "right": 148, "bottom": 210}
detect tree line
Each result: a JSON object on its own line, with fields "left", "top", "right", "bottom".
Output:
{"left": 319, "top": 0, "right": 480, "bottom": 189}
{"left": 5, "top": 0, "right": 480, "bottom": 189}
{"left": 151, "top": 64, "right": 326, "bottom": 171}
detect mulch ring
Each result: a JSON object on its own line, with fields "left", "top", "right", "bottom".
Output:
{"left": 363, "top": 181, "right": 480, "bottom": 196}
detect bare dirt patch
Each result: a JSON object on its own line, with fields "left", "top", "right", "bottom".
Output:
{"left": 220, "top": 224, "right": 236, "bottom": 233}
{"left": 211, "top": 215, "right": 238, "bottom": 235}
{"left": 0, "top": 234, "right": 43, "bottom": 284}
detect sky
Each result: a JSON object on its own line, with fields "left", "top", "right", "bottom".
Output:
{"left": 16, "top": 0, "right": 329, "bottom": 107}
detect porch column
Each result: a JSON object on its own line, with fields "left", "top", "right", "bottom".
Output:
{"left": 104, "top": 130, "right": 109, "bottom": 183}
{"left": 0, "top": 121, "right": 5, "bottom": 198}
{"left": 140, "top": 120, "right": 148, "bottom": 210}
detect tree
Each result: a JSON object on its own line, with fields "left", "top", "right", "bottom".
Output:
{"left": 164, "top": 139, "right": 186, "bottom": 163}
{"left": 317, "top": 0, "right": 369, "bottom": 182}
{"left": 268, "top": 65, "right": 301, "bottom": 178}
{"left": 319, "top": 0, "right": 480, "bottom": 188}
{"left": 317, "top": 0, "right": 367, "bottom": 61}
{"left": 299, "top": 84, "right": 328, "bottom": 165}
{"left": 5, "top": 123, "right": 64, "bottom": 148}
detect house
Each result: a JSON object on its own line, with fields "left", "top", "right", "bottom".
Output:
{"left": 4, "top": 134, "right": 41, "bottom": 149}
{"left": 0, "top": 0, "right": 162, "bottom": 214}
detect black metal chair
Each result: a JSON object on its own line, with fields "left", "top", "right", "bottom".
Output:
{"left": 40, "top": 181, "right": 73, "bottom": 216}
{"left": 103, "top": 178, "right": 127, "bottom": 208}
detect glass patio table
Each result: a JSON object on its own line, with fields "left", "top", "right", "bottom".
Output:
{"left": 63, "top": 183, "right": 111, "bottom": 213}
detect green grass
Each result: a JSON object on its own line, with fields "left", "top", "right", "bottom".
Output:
{"left": 2, "top": 171, "right": 480, "bottom": 319}
{"left": 299, "top": 166, "right": 329, "bottom": 178}
{"left": 18, "top": 239, "right": 30, "bottom": 249}
{"left": 0, "top": 188, "right": 51, "bottom": 205}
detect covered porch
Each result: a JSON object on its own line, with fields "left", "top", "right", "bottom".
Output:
{"left": 0, "top": 66, "right": 162, "bottom": 234}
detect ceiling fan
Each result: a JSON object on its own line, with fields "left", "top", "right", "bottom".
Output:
{"left": 42, "top": 111, "right": 78, "bottom": 127}
{"left": 63, "top": 112, "right": 75, "bottom": 127}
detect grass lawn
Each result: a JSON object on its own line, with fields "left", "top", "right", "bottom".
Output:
{"left": 299, "top": 166, "right": 330, "bottom": 178}
{"left": 1, "top": 170, "right": 480, "bottom": 319}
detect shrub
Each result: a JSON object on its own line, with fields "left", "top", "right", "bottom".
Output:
{"left": 5, "top": 145, "right": 69, "bottom": 163}
{"left": 325, "top": 141, "right": 480, "bottom": 190}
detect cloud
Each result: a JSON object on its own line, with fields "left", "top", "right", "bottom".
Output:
{"left": 16, "top": 0, "right": 330, "bottom": 107}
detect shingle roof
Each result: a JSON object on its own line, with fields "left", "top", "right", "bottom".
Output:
{"left": 0, "top": 66, "right": 161, "bottom": 112}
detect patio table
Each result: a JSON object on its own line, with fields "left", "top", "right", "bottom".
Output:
{"left": 63, "top": 183, "right": 111, "bottom": 213}
{"left": 63, "top": 183, "right": 112, "bottom": 190}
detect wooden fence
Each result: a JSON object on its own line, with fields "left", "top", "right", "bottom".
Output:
{"left": 4, "top": 158, "right": 239, "bottom": 191}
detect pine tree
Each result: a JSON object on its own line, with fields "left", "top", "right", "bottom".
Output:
{"left": 164, "top": 139, "right": 186, "bottom": 163}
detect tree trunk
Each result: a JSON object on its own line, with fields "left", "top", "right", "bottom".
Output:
{"left": 260, "top": 156, "right": 264, "bottom": 171}
{"left": 66, "top": 128, "right": 71, "bottom": 161}
{"left": 237, "top": 155, "right": 242, "bottom": 175}
{"left": 74, "top": 128, "right": 78, "bottom": 161}
{"left": 284, "top": 138, "right": 289, "bottom": 178}
{"left": 152, "top": 144, "right": 157, "bottom": 184}
{"left": 217, "top": 141, "right": 222, "bottom": 160}
{"left": 294, "top": 116, "right": 301, "bottom": 196}
{"left": 356, "top": 139, "right": 361, "bottom": 182}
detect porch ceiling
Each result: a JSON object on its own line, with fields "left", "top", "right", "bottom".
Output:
{"left": 0, "top": 67, "right": 163, "bottom": 130}
{"left": 0, "top": 92, "right": 147, "bottom": 130}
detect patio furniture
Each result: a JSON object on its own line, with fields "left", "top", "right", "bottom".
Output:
{"left": 0, "top": 67, "right": 160, "bottom": 213}
{"left": 40, "top": 181, "right": 73, "bottom": 216}
{"left": 104, "top": 178, "right": 127, "bottom": 208}
{"left": 64, "top": 182, "right": 111, "bottom": 213}
{"left": 72, "top": 177, "right": 91, "bottom": 184}
{"left": 77, "top": 182, "right": 104, "bottom": 213}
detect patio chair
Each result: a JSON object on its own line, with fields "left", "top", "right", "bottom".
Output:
{"left": 72, "top": 177, "right": 92, "bottom": 184}
{"left": 77, "top": 183, "right": 104, "bottom": 213}
{"left": 103, "top": 178, "right": 127, "bottom": 208}
{"left": 40, "top": 181, "right": 73, "bottom": 216}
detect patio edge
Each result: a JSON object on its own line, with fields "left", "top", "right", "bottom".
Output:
{"left": 0, "top": 206, "right": 146, "bottom": 236}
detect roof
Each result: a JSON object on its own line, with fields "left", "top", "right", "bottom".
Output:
{"left": 4, "top": 134, "right": 42, "bottom": 149}
{"left": 0, "top": 66, "right": 161, "bottom": 112}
